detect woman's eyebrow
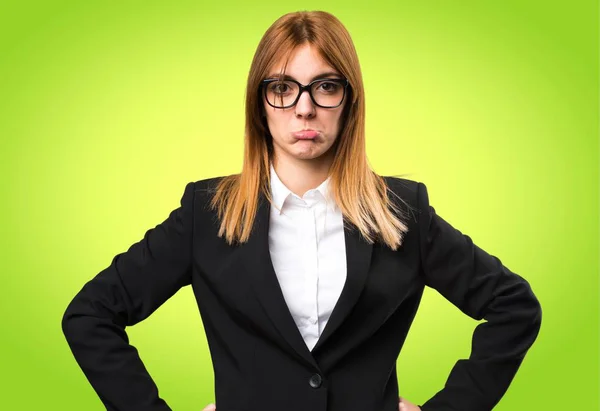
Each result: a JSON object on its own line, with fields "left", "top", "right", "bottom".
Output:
{"left": 266, "top": 71, "right": 342, "bottom": 81}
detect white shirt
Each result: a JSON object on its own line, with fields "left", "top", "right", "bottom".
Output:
{"left": 268, "top": 164, "right": 347, "bottom": 351}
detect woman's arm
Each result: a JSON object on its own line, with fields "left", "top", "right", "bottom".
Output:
{"left": 416, "top": 182, "right": 542, "bottom": 411}
{"left": 61, "top": 181, "right": 196, "bottom": 411}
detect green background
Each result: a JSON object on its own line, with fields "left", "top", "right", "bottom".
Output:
{"left": 1, "top": 0, "right": 597, "bottom": 409}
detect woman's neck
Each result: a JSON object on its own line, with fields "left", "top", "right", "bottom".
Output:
{"left": 272, "top": 155, "right": 332, "bottom": 198}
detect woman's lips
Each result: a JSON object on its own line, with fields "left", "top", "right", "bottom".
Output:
{"left": 293, "top": 130, "right": 319, "bottom": 139}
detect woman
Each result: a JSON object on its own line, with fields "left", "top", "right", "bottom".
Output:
{"left": 62, "top": 10, "right": 542, "bottom": 411}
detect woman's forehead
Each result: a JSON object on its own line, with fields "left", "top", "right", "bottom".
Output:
{"left": 267, "top": 44, "right": 339, "bottom": 80}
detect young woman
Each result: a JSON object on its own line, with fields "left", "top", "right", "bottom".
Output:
{"left": 62, "top": 10, "right": 542, "bottom": 411}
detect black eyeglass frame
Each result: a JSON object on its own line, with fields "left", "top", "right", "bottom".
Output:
{"left": 261, "top": 77, "right": 350, "bottom": 109}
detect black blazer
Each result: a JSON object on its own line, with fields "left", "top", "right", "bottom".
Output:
{"left": 62, "top": 176, "right": 542, "bottom": 411}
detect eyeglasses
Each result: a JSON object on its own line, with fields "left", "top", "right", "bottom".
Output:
{"left": 261, "top": 77, "right": 349, "bottom": 109}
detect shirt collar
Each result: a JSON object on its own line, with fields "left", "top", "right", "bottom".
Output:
{"left": 269, "top": 163, "right": 333, "bottom": 214}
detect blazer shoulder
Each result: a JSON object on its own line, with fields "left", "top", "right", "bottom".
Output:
{"left": 191, "top": 175, "right": 227, "bottom": 191}
{"left": 383, "top": 176, "right": 419, "bottom": 196}
{"left": 382, "top": 175, "right": 422, "bottom": 205}
{"left": 179, "top": 176, "right": 227, "bottom": 211}
{"left": 382, "top": 176, "right": 428, "bottom": 224}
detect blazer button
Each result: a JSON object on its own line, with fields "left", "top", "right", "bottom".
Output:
{"left": 309, "top": 373, "right": 322, "bottom": 388}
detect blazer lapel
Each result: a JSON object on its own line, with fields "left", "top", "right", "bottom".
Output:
{"left": 241, "top": 192, "right": 318, "bottom": 369}
{"left": 311, "top": 218, "right": 373, "bottom": 353}
{"left": 240, "top": 190, "right": 373, "bottom": 365}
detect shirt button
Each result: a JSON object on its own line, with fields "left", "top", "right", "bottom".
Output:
{"left": 309, "top": 373, "right": 322, "bottom": 388}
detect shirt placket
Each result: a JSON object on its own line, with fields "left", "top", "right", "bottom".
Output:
{"left": 301, "top": 202, "right": 319, "bottom": 331}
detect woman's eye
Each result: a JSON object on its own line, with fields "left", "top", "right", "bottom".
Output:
{"left": 318, "top": 82, "right": 339, "bottom": 92}
{"left": 270, "top": 83, "right": 290, "bottom": 93}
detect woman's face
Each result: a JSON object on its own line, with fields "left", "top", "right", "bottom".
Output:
{"left": 263, "top": 43, "right": 347, "bottom": 164}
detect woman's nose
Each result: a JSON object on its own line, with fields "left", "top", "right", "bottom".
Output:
{"left": 294, "top": 90, "right": 316, "bottom": 118}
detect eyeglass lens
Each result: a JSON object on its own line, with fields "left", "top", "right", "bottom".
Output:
{"left": 265, "top": 80, "right": 344, "bottom": 108}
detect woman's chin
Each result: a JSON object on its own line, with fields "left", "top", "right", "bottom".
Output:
{"left": 291, "top": 148, "right": 328, "bottom": 161}
{"left": 276, "top": 140, "right": 335, "bottom": 162}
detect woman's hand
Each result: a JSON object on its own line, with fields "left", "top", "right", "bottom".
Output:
{"left": 202, "top": 398, "right": 421, "bottom": 411}
{"left": 399, "top": 396, "right": 422, "bottom": 411}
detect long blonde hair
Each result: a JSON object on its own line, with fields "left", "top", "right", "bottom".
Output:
{"left": 210, "top": 10, "right": 410, "bottom": 250}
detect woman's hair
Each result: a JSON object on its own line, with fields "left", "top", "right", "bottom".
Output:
{"left": 210, "top": 10, "right": 410, "bottom": 250}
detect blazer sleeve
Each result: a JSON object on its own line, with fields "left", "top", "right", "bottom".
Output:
{"left": 61, "top": 181, "right": 196, "bottom": 411}
{"left": 416, "top": 182, "right": 542, "bottom": 411}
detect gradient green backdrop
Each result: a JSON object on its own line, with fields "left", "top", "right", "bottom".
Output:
{"left": 1, "top": 1, "right": 597, "bottom": 410}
